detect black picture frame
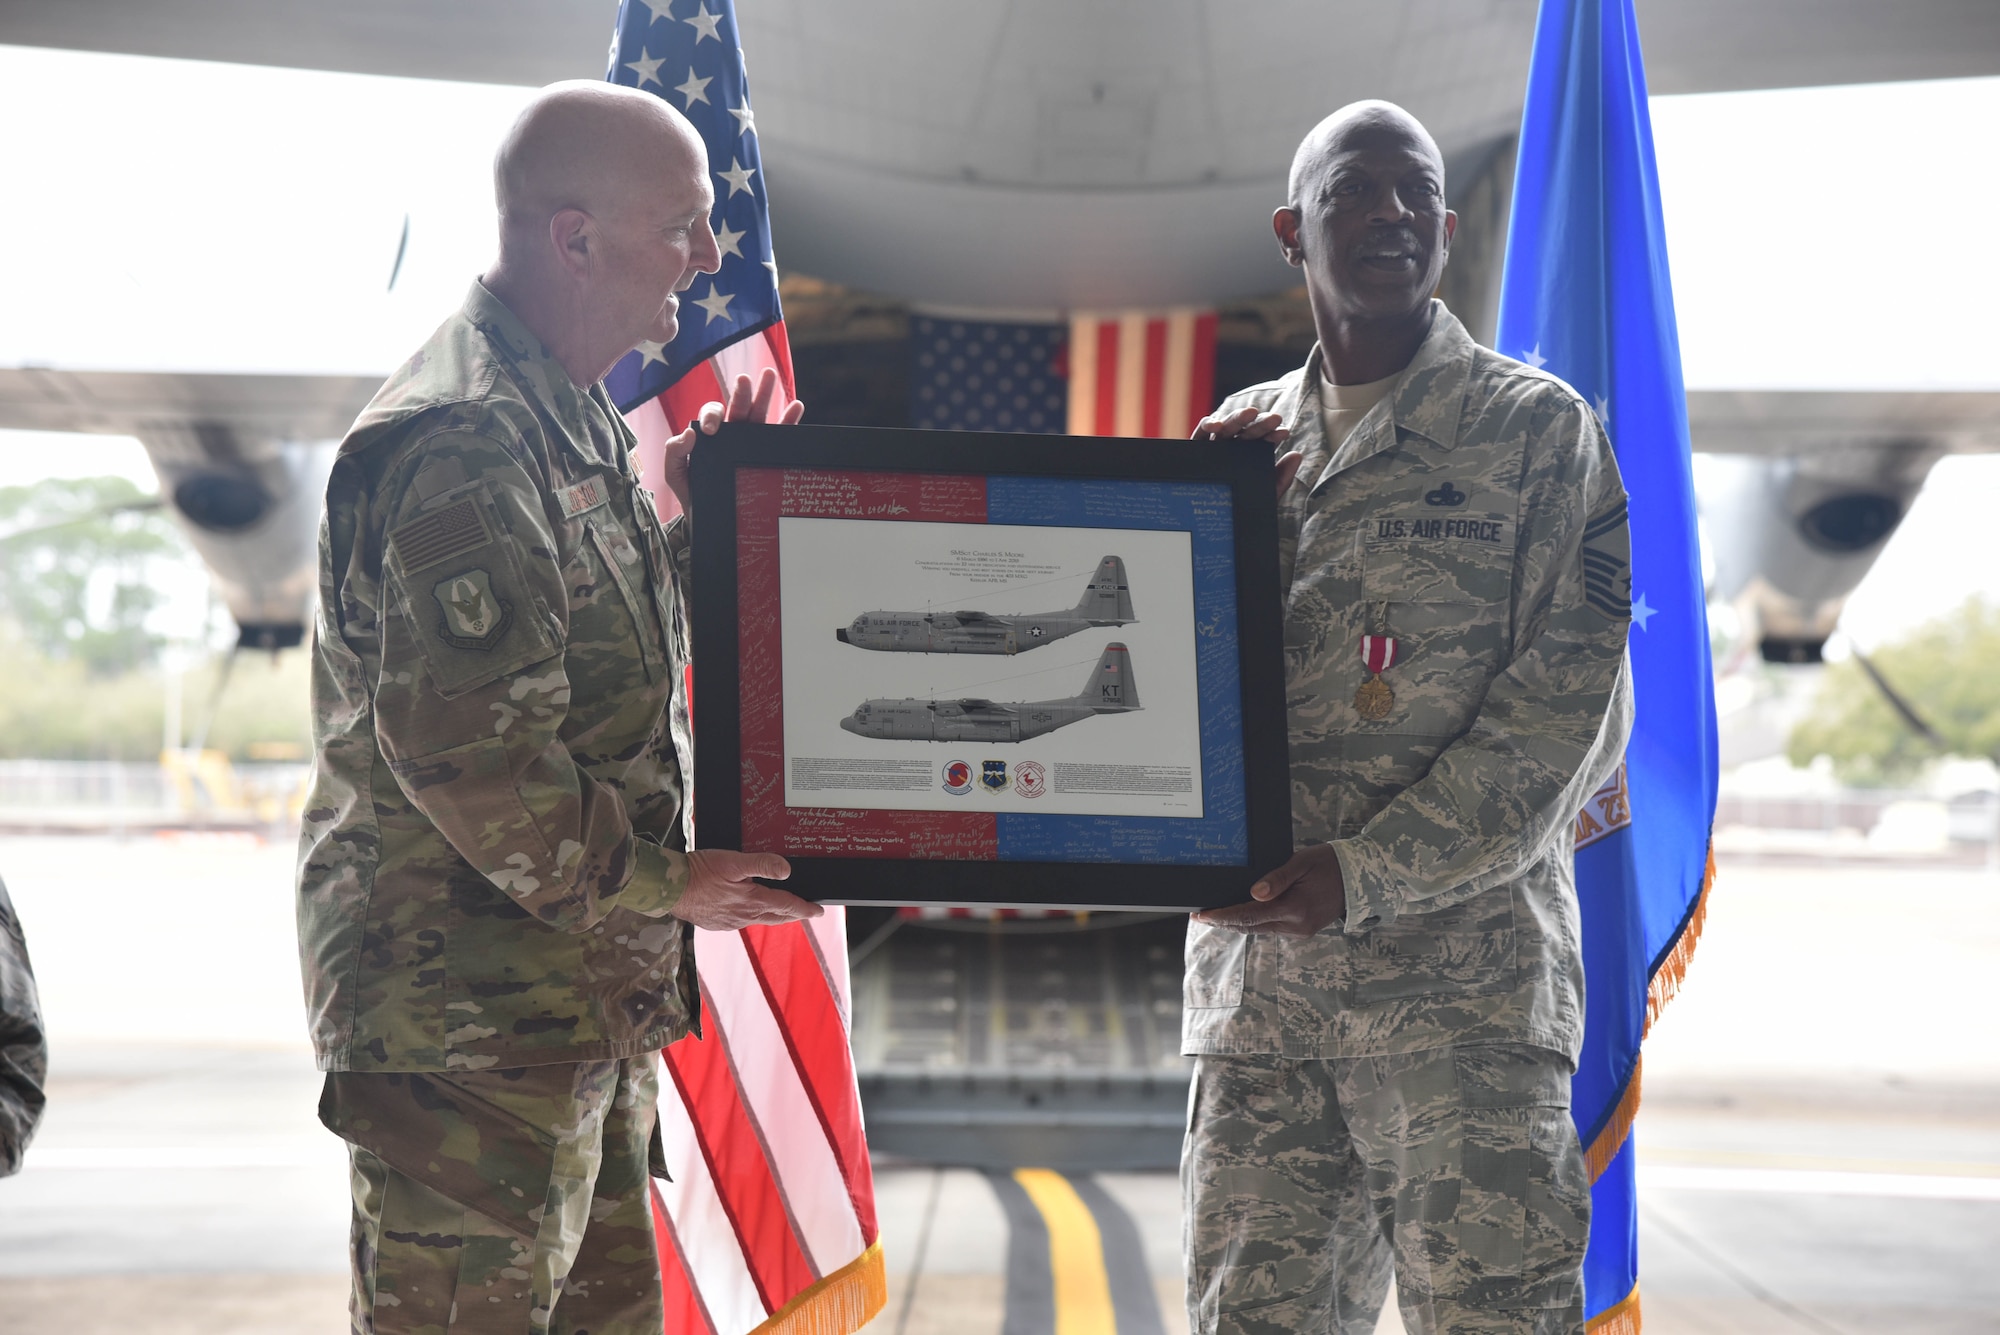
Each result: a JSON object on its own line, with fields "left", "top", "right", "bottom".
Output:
{"left": 689, "top": 422, "right": 1290, "bottom": 910}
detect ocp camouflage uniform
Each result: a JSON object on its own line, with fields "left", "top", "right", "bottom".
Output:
{"left": 1182, "top": 303, "right": 1634, "bottom": 1335}
{"left": 300, "top": 281, "right": 697, "bottom": 1334}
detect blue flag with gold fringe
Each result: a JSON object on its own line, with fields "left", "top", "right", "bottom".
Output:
{"left": 1494, "top": 0, "right": 1719, "bottom": 1328}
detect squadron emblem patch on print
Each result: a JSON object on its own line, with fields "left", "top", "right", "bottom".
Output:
{"left": 1015, "top": 760, "right": 1047, "bottom": 798}
{"left": 433, "top": 568, "right": 514, "bottom": 650}
{"left": 942, "top": 760, "right": 973, "bottom": 795}
{"left": 980, "top": 760, "right": 1010, "bottom": 793}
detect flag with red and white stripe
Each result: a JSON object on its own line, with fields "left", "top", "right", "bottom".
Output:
{"left": 604, "top": 11, "right": 878, "bottom": 1324}
{"left": 607, "top": 0, "right": 797, "bottom": 522}
{"left": 652, "top": 914, "right": 884, "bottom": 1335}
{"left": 1065, "top": 309, "right": 1219, "bottom": 439}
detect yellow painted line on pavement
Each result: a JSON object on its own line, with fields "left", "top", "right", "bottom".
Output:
{"left": 1014, "top": 1167, "right": 1118, "bottom": 1335}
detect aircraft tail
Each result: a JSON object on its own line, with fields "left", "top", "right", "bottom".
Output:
{"left": 1080, "top": 642, "right": 1140, "bottom": 711}
{"left": 1075, "top": 555, "right": 1136, "bottom": 624}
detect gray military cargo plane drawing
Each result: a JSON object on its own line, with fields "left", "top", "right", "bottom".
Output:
{"left": 836, "top": 555, "right": 1135, "bottom": 655}
{"left": 839, "top": 642, "right": 1141, "bottom": 742}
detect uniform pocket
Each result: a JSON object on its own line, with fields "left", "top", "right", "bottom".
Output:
{"left": 1345, "top": 890, "right": 1517, "bottom": 1005}
{"left": 1184, "top": 922, "right": 1247, "bottom": 1008}
{"left": 1447, "top": 1045, "right": 1585, "bottom": 1310}
{"left": 1361, "top": 515, "right": 1514, "bottom": 604}
{"left": 384, "top": 482, "right": 560, "bottom": 699}
{"left": 586, "top": 517, "right": 667, "bottom": 681}
{"left": 1360, "top": 536, "right": 1513, "bottom": 739}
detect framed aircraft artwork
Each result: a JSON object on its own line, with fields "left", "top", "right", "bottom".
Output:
{"left": 688, "top": 422, "right": 1290, "bottom": 910}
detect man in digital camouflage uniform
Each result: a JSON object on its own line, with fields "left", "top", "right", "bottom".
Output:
{"left": 0, "top": 876, "right": 47, "bottom": 1177}
{"left": 298, "top": 82, "right": 816, "bottom": 1335}
{"left": 1182, "top": 102, "right": 1634, "bottom": 1335}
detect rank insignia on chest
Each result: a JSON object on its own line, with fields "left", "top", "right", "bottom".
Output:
{"left": 1354, "top": 634, "right": 1401, "bottom": 720}
{"left": 433, "top": 568, "right": 513, "bottom": 650}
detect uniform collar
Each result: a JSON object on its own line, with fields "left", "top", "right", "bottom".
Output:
{"left": 1284, "top": 300, "right": 1475, "bottom": 493}
{"left": 463, "top": 280, "right": 624, "bottom": 471}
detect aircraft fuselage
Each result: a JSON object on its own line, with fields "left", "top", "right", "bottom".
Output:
{"left": 839, "top": 698, "right": 1106, "bottom": 742}
{"left": 837, "top": 612, "right": 1108, "bottom": 655}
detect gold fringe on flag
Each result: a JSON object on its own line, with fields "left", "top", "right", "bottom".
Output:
{"left": 1644, "top": 842, "right": 1715, "bottom": 1035}
{"left": 1584, "top": 1053, "right": 1645, "bottom": 1182}
{"left": 1582, "top": 840, "right": 1716, "bottom": 1183}
{"left": 1585, "top": 1282, "right": 1642, "bottom": 1333}
{"left": 754, "top": 1240, "right": 888, "bottom": 1335}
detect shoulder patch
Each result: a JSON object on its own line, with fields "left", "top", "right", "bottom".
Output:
{"left": 391, "top": 497, "right": 495, "bottom": 575}
{"left": 432, "top": 568, "right": 514, "bottom": 649}
{"left": 557, "top": 476, "right": 611, "bottom": 521}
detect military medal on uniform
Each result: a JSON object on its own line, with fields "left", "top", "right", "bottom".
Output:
{"left": 1354, "top": 632, "right": 1401, "bottom": 720}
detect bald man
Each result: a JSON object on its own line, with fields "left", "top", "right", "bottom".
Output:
{"left": 298, "top": 81, "right": 816, "bottom": 1335}
{"left": 1179, "top": 102, "right": 1634, "bottom": 1334}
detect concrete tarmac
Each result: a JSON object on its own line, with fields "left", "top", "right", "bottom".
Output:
{"left": 0, "top": 836, "right": 1994, "bottom": 1334}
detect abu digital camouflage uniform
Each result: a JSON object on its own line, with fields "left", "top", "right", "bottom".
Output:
{"left": 1182, "top": 304, "right": 1634, "bottom": 1335}
{"left": 300, "top": 282, "right": 697, "bottom": 1334}
{"left": 0, "top": 876, "right": 47, "bottom": 1177}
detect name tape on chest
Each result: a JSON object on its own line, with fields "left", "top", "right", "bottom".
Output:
{"left": 557, "top": 476, "right": 612, "bottom": 521}
{"left": 1372, "top": 514, "right": 1514, "bottom": 546}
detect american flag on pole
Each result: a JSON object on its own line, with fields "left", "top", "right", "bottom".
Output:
{"left": 1064, "top": 309, "right": 1219, "bottom": 438}
{"left": 602, "top": 5, "right": 884, "bottom": 1333}
{"left": 654, "top": 918, "right": 884, "bottom": 1335}
{"left": 606, "top": 0, "right": 796, "bottom": 518}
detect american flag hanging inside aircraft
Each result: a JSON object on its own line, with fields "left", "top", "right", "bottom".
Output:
{"left": 1066, "top": 309, "right": 1219, "bottom": 439}
{"left": 603, "top": 0, "right": 793, "bottom": 424}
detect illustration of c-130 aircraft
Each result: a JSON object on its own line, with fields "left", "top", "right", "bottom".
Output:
{"left": 835, "top": 555, "right": 1135, "bottom": 654}
{"left": 838, "top": 643, "right": 1141, "bottom": 742}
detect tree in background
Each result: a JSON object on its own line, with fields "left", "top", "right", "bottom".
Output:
{"left": 0, "top": 475, "right": 311, "bottom": 761}
{"left": 1788, "top": 596, "right": 2000, "bottom": 785}
{"left": 0, "top": 476, "right": 190, "bottom": 675}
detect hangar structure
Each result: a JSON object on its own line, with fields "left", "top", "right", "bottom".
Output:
{"left": 2, "top": 0, "right": 1997, "bottom": 661}
{"left": 1, "top": 0, "right": 1997, "bottom": 1161}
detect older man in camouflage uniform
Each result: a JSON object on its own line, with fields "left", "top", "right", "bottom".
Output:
{"left": 1182, "top": 102, "right": 1634, "bottom": 1334}
{"left": 298, "top": 82, "right": 816, "bottom": 1335}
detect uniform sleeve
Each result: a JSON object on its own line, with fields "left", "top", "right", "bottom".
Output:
{"left": 662, "top": 511, "right": 692, "bottom": 587}
{"left": 372, "top": 430, "right": 687, "bottom": 932}
{"left": 1332, "top": 400, "right": 1635, "bottom": 931}
{"left": 0, "top": 880, "right": 47, "bottom": 1177}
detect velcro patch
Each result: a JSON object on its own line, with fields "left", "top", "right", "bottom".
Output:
{"left": 557, "top": 476, "right": 611, "bottom": 521}
{"left": 432, "top": 568, "right": 514, "bottom": 649}
{"left": 390, "top": 498, "right": 494, "bottom": 574}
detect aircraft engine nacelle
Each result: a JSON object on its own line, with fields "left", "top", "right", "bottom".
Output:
{"left": 141, "top": 424, "right": 336, "bottom": 652}
{"left": 1699, "top": 446, "right": 1941, "bottom": 664}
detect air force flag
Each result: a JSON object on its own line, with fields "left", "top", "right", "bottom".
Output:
{"left": 1495, "top": 0, "right": 1720, "bottom": 1328}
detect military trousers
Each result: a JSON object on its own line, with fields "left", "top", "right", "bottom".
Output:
{"left": 1183, "top": 1044, "right": 1589, "bottom": 1335}
{"left": 321, "top": 1056, "right": 666, "bottom": 1335}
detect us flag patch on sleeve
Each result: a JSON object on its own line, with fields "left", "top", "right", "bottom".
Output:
{"left": 390, "top": 497, "right": 494, "bottom": 575}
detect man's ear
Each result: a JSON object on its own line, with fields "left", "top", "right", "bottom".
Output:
{"left": 1441, "top": 208, "right": 1458, "bottom": 261}
{"left": 1273, "top": 206, "right": 1306, "bottom": 268}
{"left": 549, "top": 207, "right": 596, "bottom": 280}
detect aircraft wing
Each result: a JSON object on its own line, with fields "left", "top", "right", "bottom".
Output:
{"left": 955, "top": 698, "right": 1007, "bottom": 715}
{"left": 1690, "top": 388, "right": 2000, "bottom": 664}
{"left": 951, "top": 610, "right": 1008, "bottom": 626}
{"left": 3, "top": 1, "right": 1993, "bottom": 310}
{"left": 0, "top": 367, "right": 376, "bottom": 649}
